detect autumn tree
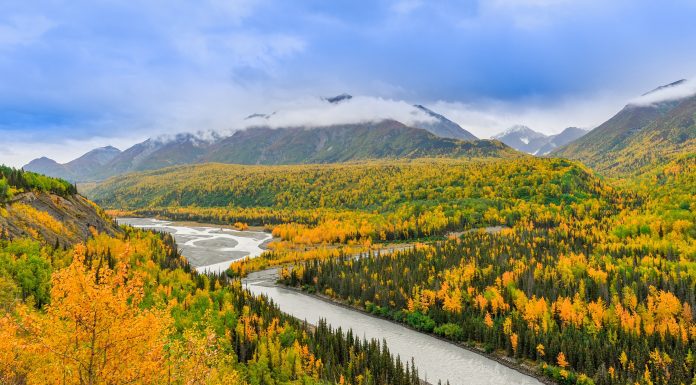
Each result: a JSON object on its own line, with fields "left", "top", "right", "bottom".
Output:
{"left": 15, "top": 245, "right": 172, "bottom": 385}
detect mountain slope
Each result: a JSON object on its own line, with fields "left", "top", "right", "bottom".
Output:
{"left": 204, "top": 120, "right": 506, "bottom": 165}
{"left": 96, "top": 134, "right": 213, "bottom": 180}
{"left": 535, "top": 127, "right": 588, "bottom": 155}
{"left": 0, "top": 166, "right": 119, "bottom": 245}
{"left": 24, "top": 146, "right": 122, "bottom": 182}
{"left": 412, "top": 105, "right": 478, "bottom": 140}
{"left": 63, "top": 146, "right": 122, "bottom": 178}
{"left": 553, "top": 83, "right": 696, "bottom": 175}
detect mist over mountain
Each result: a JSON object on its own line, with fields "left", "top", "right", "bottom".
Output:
{"left": 23, "top": 94, "right": 491, "bottom": 181}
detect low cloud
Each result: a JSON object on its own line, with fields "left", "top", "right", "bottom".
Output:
{"left": 428, "top": 91, "right": 627, "bottom": 138}
{"left": 628, "top": 78, "right": 696, "bottom": 106}
{"left": 236, "top": 95, "right": 437, "bottom": 131}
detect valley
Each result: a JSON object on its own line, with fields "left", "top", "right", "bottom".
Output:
{"left": 1, "top": 40, "right": 695, "bottom": 385}
{"left": 3, "top": 3, "right": 696, "bottom": 385}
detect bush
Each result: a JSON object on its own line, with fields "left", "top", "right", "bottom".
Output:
{"left": 433, "top": 323, "right": 464, "bottom": 340}
{"left": 405, "top": 311, "right": 435, "bottom": 332}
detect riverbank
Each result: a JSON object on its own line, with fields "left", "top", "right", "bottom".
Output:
{"left": 295, "top": 285, "right": 556, "bottom": 385}
{"left": 245, "top": 268, "right": 550, "bottom": 385}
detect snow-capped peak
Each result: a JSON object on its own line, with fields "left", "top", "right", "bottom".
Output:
{"left": 493, "top": 125, "right": 544, "bottom": 139}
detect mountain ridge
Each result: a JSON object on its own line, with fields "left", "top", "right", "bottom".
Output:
{"left": 25, "top": 120, "right": 518, "bottom": 182}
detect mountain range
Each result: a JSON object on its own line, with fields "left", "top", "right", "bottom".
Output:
{"left": 23, "top": 96, "right": 496, "bottom": 182}
{"left": 25, "top": 113, "right": 510, "bottom": 182}
{"left": 23, "top": 81, "right": 696, "bottom": 181}
{"left": 493, "top": 125, "right": 588, "bottom": 155}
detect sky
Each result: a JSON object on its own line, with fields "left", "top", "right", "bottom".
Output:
{"left": 1, "top": 0, "right": 696, "bottom": 167}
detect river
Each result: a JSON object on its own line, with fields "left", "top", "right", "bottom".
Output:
{"left": 116, "top": 217, "right": 272, "bottom": 274}
{"left": 118, "top": 218, "right": 543, "bottom": 385}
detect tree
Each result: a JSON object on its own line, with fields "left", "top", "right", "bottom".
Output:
{"left": 557, "top": 352, "right": 569, "bottom": 368}
{"left": 15, "top": 245, "right": 172, "bottom": 385}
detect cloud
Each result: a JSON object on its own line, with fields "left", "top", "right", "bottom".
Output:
{"left": 236, "top": 95, "right": 437, "bottom": 131}
{"left": 2, "top": 0, "right": 696, "bottom": 167}
{"left": 429, "top": 91, "right": 628, "bottom": 138}
{"left": 628, "top": 78, "right": 696, "bottom": 106}
{"left": 0, "top": 15, "right": 55, "bottom": 47}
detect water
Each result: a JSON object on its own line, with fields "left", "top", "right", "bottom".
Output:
{"left": 116, "top": 217, "right": 272, "bottom": 274}
{"left": 245, "top": 269, "right": 543, "bottom": 385}
{"left": 119, "top": 218, "right": 542, "bottom": 385}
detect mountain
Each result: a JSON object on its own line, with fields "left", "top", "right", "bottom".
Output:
{"left": 24, "top": 95, "right": 484, "bottom": 182}
{"left": 25, "top": 121, "right": 511, "bottom": 182}
{"left": 23, "top": 157, "right": 72, "bottom": 180}
{"left": 0, "top": 166, "right": 119, "bottom": 245}
{"left": 204, "top": 120, "right": 507, "bottom": 164}
{"left": 412, "top": 105, "right": 478, "bottom": 141}
{"left": 493, "top": 126, "right": 549, "bottom": 154}
{"left": 24, "top": 146, "right": 122, "bottom": 182}
{"left": 535, "top": 127, "right": 589, "bottom": 155}
{"left": 553, "top": 80, "right": 696, "bottom": 175}
{"left": 494, "top": 125, "right": 588, "bottom": 155}
{"left": 96, "top": 134, "right": 214, "bottom": 180}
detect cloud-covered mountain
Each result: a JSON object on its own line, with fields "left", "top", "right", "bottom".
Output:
{"left": 242, "top": 94, "right": 478, "bottom": 141}
{"left": 24, "top": 125, "right": 510, "bottom": 183}
{"left": 553, "top": 79, "right": 696, "bottom": 175}
{"left": 24, "top": 95, "right": 491, "bottom": 182}
{"left": 493, "top": 125, "right": 587, "bottom": 155}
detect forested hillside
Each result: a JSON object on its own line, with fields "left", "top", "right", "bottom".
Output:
{"left": 0, "top": 165, "right": 119, "bottom": 245}
{"left": 89, "top": 157, "right": 623, "bottom": 271}
{"left": 0, "top": 170, "right": 421, "bottom": 385}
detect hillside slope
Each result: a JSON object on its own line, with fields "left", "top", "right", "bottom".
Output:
{"left": 0, "top": 166, "right": 119, "bottom": 245}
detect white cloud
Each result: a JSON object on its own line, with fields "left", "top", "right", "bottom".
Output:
{"left": 628, "top": 78, "right": 696, "bottom": 106}
{"left": 429, "top": 91, "right": 628, "bottom": 138}
{"left": 238, "top": 96, "right": 436, "bottom": 131}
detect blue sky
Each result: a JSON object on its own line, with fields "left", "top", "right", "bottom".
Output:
{"left": 1, "top": 0, "right": 696, "bottom": 166}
